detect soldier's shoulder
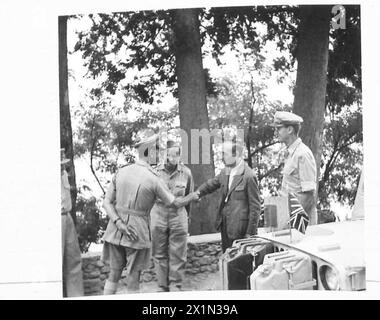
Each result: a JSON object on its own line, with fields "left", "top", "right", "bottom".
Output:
{"left": 299, "top": 142, "right": 314, "bottom": 155}
{"left": 145, "top": 165, "right": 160, "bottom": 178}
{"left": 116, "top": 163, "right": 134, "bottom": 173}
{"left": 180, "top": 164, "right": 192, "bottom": 176}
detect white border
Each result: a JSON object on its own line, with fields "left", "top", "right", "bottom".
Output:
{"left": 0, "top": 0, "right": 379, "bottom": 299}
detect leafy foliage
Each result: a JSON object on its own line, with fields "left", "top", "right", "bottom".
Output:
{"left": 319, "top": 106, "right": 363, "bottom": 208}
{"left": 76, "top": 188, "right": 108, "bottom": 253}
{"left": 68, "top": 5, "right": 363, "bottom": 248}
{"left": 327, "top": 5, "right": 361, "bottom": 114}
{"left": 207, "top": 47, "right": 291, "bottom": 196}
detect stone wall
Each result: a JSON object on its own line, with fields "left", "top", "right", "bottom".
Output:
{"left": 81, "top": 233, "right": 222, "bottom": 296}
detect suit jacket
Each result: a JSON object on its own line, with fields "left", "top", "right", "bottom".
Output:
{"left": 197, "top": 162, "right": 261, "bottom": 239}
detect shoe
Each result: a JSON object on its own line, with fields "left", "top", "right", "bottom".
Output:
{"left": 169, "top": 285, "right": 183, "bottom": 292}
{"left": 157, "top": 286, "right": 169, "bottom": 292}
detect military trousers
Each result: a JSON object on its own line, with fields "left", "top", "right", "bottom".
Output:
{"left": 151, "top": 208, "right": 188, "bottom": 289}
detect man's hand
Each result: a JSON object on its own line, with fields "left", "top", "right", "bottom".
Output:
{"left": 116, "top": 220, "right": 138, "bottom": 242}
{"left": 190, "top": 191, "right": 200, "bottom": 202}
{"left": 193, "top": 190, "right": 201, "bottom": 202}
{"left": 172, "top": 191, "right": 201, "bottom": 208}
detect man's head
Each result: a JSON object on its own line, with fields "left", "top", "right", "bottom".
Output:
{"left": 165, "top": 140, "right": 181, "bottom": 168}
{"left": 133, "top": 131, "right": 160, "bottom": 165}
{"left": 272, "top": 111, "right": 303, "bottom": 145}
{"left": 222, "top": 141, "right": 243, "bottom": 167}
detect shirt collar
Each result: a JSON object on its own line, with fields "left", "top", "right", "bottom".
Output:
{"left": 230, "top": 158, "right": 244, "bottom": 175}
{"left": 158, "top": 162, "right": 184, "bottom": 174}
{"left": 136, "top": 159, "right": 151, "bottom": 168}
{"left": 287, "top": 137, "right": 302, "bottom": 156}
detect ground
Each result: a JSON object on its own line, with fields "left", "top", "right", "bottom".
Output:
{"left": 116, "top": 270, "right": 221, "bottom": 294}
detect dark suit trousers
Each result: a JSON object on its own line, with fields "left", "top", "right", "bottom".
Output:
{"left": 220, "top": 208, "right": 238, "bottom": 253}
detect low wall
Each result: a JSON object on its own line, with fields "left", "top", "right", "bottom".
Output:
{"left": 81, "top": 233, "right": 222, "bottom": 296}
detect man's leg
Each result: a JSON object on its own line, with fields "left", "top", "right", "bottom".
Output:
{"left": 125, "top": 247, "right": 151, "bottom": 293}
{"left": 62, "top": 215, "right": 67, "bottom": 297}
{"left": 152, "top": 225, "right": 170, "bottom": 291}
{"left": 168, "top": 223, "right": 187, "bottom": 291}
{"left": 102, "top": 243, "right": 126, "bottom": 295}
{"left": 104, "top": 268, "right": 123, "bottom": 295}
{"left": 63, "top": 214, "right": 84, "bottom": 297}
{"left": 220, "top": 216, "right": 233, "bottom": 253}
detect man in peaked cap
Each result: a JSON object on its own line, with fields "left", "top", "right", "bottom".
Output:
{"left": 150, "top": 140, "right": 194, "bottom": 292}
{"left": 61, "top": 148, "right": 84, "bottom": 297}
{"left": 101, "top": 131, "right": 199, "bottom": 295}
{"left": 272, "top": 111, "right": 318, "bottom": 225}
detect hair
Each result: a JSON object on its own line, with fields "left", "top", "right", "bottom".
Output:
{"left": 166, "top": 140, "right": 181, "bottom": 155}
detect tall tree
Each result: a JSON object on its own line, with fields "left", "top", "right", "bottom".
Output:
{"left": 292, "top": 5, "right": 331, "bottom": 212}
{"left": 59, "top": 16, "right": 78, "bottom": 223}
{"left": 170, "top": 9, "right": 218, "bottom": 234}
{"left": 74, "top": 10, "right": 220, "bottom": 233}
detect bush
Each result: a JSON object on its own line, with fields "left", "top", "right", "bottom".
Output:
{"left": 76, "top": 191, "right": 108, "bottom": 253}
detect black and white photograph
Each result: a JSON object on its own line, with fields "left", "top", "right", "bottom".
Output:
{"left": 0, "top": 0, "right": 379, "bottom": 302}
{"left": 59, "top": 3, "right": 364, "bottom": 297}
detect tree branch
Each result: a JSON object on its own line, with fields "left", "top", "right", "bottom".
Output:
{"left": 89, "top": 115, "right": 106, "bottom": 195}
{"left": 251, "top": 141, "right": 279, "bottom": 156}
{"left": 258, "top": 163, "right": 282, "bottom": 181}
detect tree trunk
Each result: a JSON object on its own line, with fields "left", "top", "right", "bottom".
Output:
{"left": 171, "top": 9, "right": 217, "bottom": 234}
{"left": 59, "top": 16, "right": 78, "bottom": 224}
{"left": 293, "top": 5, "right": 330, "bottom": 210}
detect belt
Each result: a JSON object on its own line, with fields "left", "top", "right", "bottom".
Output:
{"left": 116, "top": 207, "right": 148, "bottom": 217}
{"left": 61, "top": 211, "right": 69, "bottom": 216}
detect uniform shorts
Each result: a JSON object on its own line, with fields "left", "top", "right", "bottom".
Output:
{"left": 102, "top": 242, "right": 151, "bottom": 275}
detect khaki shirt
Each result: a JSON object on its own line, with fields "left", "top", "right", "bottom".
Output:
{"left": 102, "top": 160, "right": 175, "bottom": 249}
{"left": 281, "top": 138, "right": 317, "bottom": 194}
{"left": 151, "top": 163, "right": 194, "bottom": 221}
{"left": 61, "top": 170, "right": 72, "bottom": 213}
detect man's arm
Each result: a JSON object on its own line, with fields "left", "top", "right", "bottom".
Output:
{"left": 298, "top": 153, "right": 317, "bottom": 192}
{"left": 102, "top": 175, "right": 138, "bottom": 241}
{"left": 245, "top": 173, "right": 261, "bottom": 236}
{"left": 102, "top": 176, "right": 119, "bottom": 223}
{"left": 196, "top": 172, "right": 223, "bottom": 198}
{"left": 297, "top": 153, "right": 317, "bottom": 214}
{"left": 155, "top": 177, "right": 198, "bottom": 209}
{"left": 184, "top": 171, "right": 194, "bottom": 214}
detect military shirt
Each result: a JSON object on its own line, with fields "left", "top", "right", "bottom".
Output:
{"left": 61, "top": 170, "right": 72, "bottom": 213}
{"left": 102, "top": 160, "right": 175, "bottom": 249}
{"left": 150, "top": 163, "right": 194, "bottom": 226}
{"left": 281, "top": 138, "right": 317, "bottom": 194}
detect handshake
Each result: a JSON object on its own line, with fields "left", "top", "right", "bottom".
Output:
{"left": 116, "top": 191, "right": 201, "bottom": 242}
{"left": 171, "top": 190, "right": 201, "bottom": 209}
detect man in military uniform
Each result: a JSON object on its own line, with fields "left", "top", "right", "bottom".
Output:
{"left": 102, "top": 133, "right": 199, "bottom": 295}
{"left": 195, "top": 141, "right": 261, "bottom": 253}
{"left": 273, "top": 111, "right": 318, "bottom": 224}
{"left": 61, "top": 148, "right": 84, "bottom": 297}
{"left": 150, "top": 140, "right": 194, "bottom": 292}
